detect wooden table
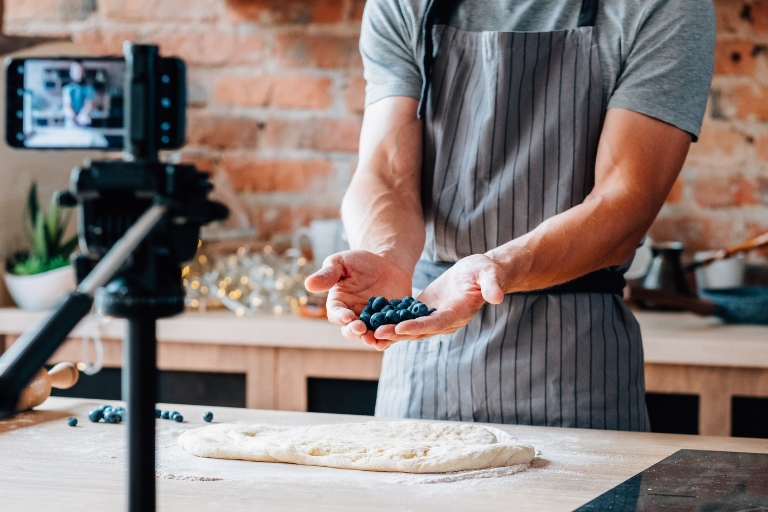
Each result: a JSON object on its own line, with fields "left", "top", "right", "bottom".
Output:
{"left": 1, "top": 308, "right": 767, "bottom": 436}
{"left": 1, "top": 397, "right": 767, "bottom": 512}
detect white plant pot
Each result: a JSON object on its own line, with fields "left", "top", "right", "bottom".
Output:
{"left": 4, "top": 265, "right": 76, "bottom": 311}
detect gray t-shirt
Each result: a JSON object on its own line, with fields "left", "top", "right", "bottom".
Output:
{"left": 360, "top": 0, "right": 715, "bottom": 139}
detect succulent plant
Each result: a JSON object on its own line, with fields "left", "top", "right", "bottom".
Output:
{"left": 7, "top": 182, "right": 78, "bottom": 276}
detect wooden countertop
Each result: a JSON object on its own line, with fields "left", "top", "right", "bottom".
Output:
{"left": 1, "top": 397, "right": 767, "bottom": 511}
{"left": 0, "top": 307, "right": 766, "bottom": 365}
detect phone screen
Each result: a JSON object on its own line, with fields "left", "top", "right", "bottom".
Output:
{"left": 10, "top": 58, "right": 126, "bottom": 149}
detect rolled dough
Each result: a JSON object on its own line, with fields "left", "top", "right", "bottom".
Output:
{"left": 178, "top": 421, "right": 535, "bottom": 474}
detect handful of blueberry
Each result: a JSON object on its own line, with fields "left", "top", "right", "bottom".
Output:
{"left": 359, "top": 296, "right": 436, "bottom": 331}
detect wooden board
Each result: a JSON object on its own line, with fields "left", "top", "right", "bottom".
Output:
{"left": 1, "top": 397, "right": 768, "bottom": 511}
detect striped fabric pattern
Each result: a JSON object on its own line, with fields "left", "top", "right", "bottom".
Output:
{"left": 375, "top": 24, "right": 650, "bottom": 431}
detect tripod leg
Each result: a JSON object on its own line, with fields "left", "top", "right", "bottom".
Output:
{"left": 123, "top": 318, "right": 157, "bottom": 512}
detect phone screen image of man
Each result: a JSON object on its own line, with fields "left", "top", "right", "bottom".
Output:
{"left": 21, "top": 59, "right": 125, "bottom": 149}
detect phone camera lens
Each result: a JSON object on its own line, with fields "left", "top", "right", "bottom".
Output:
{"left": 161, "top": 97, "right": 171, "bottom": 108}
{"left": 161, "top": 122, "right": 170, "bottom": 131}
{"left": 16, "top": 65, "right": 24, "bottom": 74}
{"left": 161, "top": 74, "right": 170, "bottom": 83}
{"left": 16, "top": 132, "right": 24, "bottom": 141}
{"left": 16, "top": 110, "right": 23, "bottom": 119}
{"left": 17, "top": 88, "right": 24, "bottom": 96}
{"left": 161, "top": 135, "right": 170, "bottom": 144}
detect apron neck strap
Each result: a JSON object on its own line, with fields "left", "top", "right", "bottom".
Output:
{"left": 418, "top": 0, "right": 600, "bottom": 119}
{"left": 577, "top": 0, "right": 599, "bottom": 27}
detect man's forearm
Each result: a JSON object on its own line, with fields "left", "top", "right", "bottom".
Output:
{"left": 486, "top": 108, "right": 692, "bottom": 294}
{"left": 342, "top": 97, "right": 425, "bottom": 275}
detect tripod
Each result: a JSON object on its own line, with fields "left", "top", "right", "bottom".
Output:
{"left": 0, "top": 44, "right": 227, "bottom": 512}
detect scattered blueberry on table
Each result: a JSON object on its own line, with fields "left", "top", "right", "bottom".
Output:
{"left": 67, "top": 417, "right": 77, "bottom": 427}
{"left": 203, "top": 411, "right": 213, "bottom": 422}
{"left": 155, "top": 408, "right": 162, "bottom": 418}
{"left": 161, "top": 410, "right": 170, "bottom": 420}
{"left": 171, "top": 412, "right": 183, "bottom": 422}
{"left": 359, "top": 296, "right": 436, "bottom": 331}
{"left": 88, "top": 408, "right": 103, "bottom": 423}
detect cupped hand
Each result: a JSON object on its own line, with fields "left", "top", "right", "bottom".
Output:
{"left": 372, "top": 254, "right": 506, "bottom": 345}
{"left": 304, "top": 250, "right": 413, "bottom": 350}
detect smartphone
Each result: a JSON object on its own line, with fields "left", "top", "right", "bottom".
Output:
{"left": 5, "top": 56, "right": 185, "bottom": 150}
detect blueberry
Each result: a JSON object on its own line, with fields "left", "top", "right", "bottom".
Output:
{"left": 396, "top": 301, "right": 409, "bottom": 310}
{"left": 411, "top": 302, "right": 429, "bottom": 316}
{"left": 103, "top": 410, "right": 118, "bottom": 423}
{"left": 155, "top": 409, "right": 162, "bottom": 418}
{"left": 397, "top": 309, "right": 414, "bottom": 322}
{"left": 88, "top": 409, "right": 104, "bottom": 422}
{"left": 381, "top": 305, "right": 393, "bottom": 313}
{"left": 172, "top": 414, "right": 184, "bottom": 423}
{"left": 367, "top": 296, "right": 376, "bottom": 307}
{"left": 360, "top": 312, "right": 372, "bottom": 330}
{"left": 370, "top": 312, "right": 387, "bottom": 329}
{"left": 67, "top": 417, "right": 78, "bottom": 427}
{"left": 361, "top": 305, "right": 373, "bottom": 316}
{"left": 402, "top": 296, "right": 414, "bottom": 306}
{"left": 371, "top": 297, "right": 388, "bottom": 313}
{"left": 161, "top": 410, "right": 170, "bottom": 419}
{"left": 97, "top": 405, "right": 111, "bottom": 412}
{"left": 203, "top": 411, "right": 213, "bottom": 422}
{"left": 389, "top": 299, "right": 401, "bottom": 308}
{"left": 170, "top": 411, "right": 180, "bottom": 419}
{"left": 385, "top": 310, "right": 399, "bottom": 324}
{"left": 427, "top": 308, "right": 437, "bottom": 314}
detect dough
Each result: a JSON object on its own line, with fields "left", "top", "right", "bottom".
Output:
{"left": 178, "top": 421, "right": 535, "bottom": 474}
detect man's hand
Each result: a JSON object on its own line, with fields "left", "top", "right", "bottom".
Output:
{"left": 372, "top": 255, "right": 506, "bottom": 347}
{"left": 305, "top": 250, "right": 413, "bottom": 349}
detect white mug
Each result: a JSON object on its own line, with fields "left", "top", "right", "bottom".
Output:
{"left": 292, "top": 219, "right": 349, "bottom": 268}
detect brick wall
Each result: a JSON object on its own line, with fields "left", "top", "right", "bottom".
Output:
{"left": 4, "top": 0, "right": 768, "bottom": 257}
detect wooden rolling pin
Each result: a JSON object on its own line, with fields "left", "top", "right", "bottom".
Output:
{"left": 13, "top": 362, "right": 79, "bottom": 413}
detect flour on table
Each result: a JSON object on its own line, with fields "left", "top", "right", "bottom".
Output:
{"left": 177, "top": 421, "right": 535, "bottom": 474}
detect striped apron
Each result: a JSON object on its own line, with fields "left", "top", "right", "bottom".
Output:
{"left": 375, "top": 0, "right": 650, "bottom": 431}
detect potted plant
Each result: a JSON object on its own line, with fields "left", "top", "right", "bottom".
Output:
{"left": 4, "top": 182, "right": 78, "bottom": 310}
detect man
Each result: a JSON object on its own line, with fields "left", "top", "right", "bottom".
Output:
{"left": 306, "top": 0, "right": 714, "bottom": 431}
{"left": 62, "top": 61, "right": 95, "bottom": 127}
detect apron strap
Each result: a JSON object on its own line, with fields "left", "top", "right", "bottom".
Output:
{"left": 577, "top": 0, "right": 599, "bottom": 27}
{"left": 418, "top": 0, "right": 460, "bottom": 119}
{"left": 418, "top": 0, "right": 600, "bottom": 118}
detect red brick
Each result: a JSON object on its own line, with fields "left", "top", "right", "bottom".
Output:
{"left": 757, "top": 135, "right": 768, "bottom": 163}
{"left": 713, "top": 0, "right": 747, "bottom": 34}
{"left": 249, "top": 204, "right": 341, "bottom": 238}
{"left": 350, "top": 0, "right": 366, "bottom": 22}
{"left": 665, "top": 178, "right": 684, "bottom": 204}
{"left": 186, "top": 113, "right": 259, "bottom": 150}
{"left": 99, "top": 0, "right": 218, "bottom": 21}
{"left": 231, "top": 34, "right": 269, "bottom": 65}
{"left": 214, "top": 77, "right": 272, "bottom": 107}
{"left": 648, "top": 216, "right": 733, "bottom": 253}
{"left": 155, "top": 32, "right": 266, "bottom": 66}
{"left": 714, "top": 40, "right": 758, "bottom": 75}
{"left": 344, "top": 75, "right": 366, "bottom": 114}
{"left": 276, "top": 33, "right": 362, "bottom": 69}
{"left": 729, "top": 84, "right": 768, "bottom": 121}
{"left": 271, "top": 76, "right": 334, "bottom": 109}
{"left": 5, "top": 0, "right": 96, "bottom": 22}
{"left": 221, "top": 157, "right": 333, "bottom": 192}
{"left": 262, "top": 117, "right": 361, "bottom": 152}
{"left": 179, "top": 153, "right": 219, "bottom": 174}
{"left": 225, "top": 0, "right": 344, "bottom": 24}
{"left": 686, "top": 124, "right": 746, "bottom": 159}
{"left": 214, "top": 76, "right": 333, "bottom": 109}
{"left": 694, "top": 175, "right": 759, "bottom": 208}
{"left": 73, "top": 29, "right": 139, "bottom": 56}
{"left": 752, "top": 1, "right": 768, "bottom": 31}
